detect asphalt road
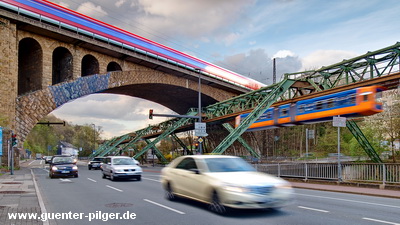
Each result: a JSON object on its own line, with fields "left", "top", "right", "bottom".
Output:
{"left": 30, "top": 160, "right": 400, "bottom": 225}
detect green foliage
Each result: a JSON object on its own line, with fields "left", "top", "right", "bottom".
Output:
{"left": 24, "top": 114, "right": 102, "bottom": 157}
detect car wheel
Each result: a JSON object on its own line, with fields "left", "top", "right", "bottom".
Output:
{"left": 136, "top": 176, "right": 141, "bottom": 181}
{"left": 74, "top": 174, "right": 78, "bottom": 178}
{"left": 209, "top": 191, "right": 227, "bottom": 214}
{"left": 88, "top": 166, "right": 91, "bottom": 170}
{"left": 102, "top": 172, "right": 106, "bottom": 179}
{"left": 110, "top": 172, "right": 115, "bottom": 181}
{"left": 165, "top": 182, "right": 176, "bottom": 201}
{"left": 49, "top": 173, "right": 54, "bottom": 179}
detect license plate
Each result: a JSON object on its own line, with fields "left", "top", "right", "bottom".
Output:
{"left": 61, "top": 171, "right": 70, "bottom": 173}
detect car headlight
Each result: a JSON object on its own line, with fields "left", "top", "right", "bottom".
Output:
{"left": 222, "top": 183, "right": 249, "bottom": 193}
{"left": 52, "top": 166, "right": 58, "bottom": 171}
{"left": 72, "top": 166, "right": 78, "bottom": 170}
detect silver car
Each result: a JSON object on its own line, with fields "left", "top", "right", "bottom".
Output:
{"left": 161, "top": 155, "right": 294, "bottom": 214}
{"left": 102, "top": 156, "right": 142, "bottom": 181}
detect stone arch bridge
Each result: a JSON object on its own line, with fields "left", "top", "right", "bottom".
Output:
{"left": 0, "top": 8, "right": 248, "bottom": 143}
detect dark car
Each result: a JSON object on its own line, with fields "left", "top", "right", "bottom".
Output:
{"left": 49, "top": 155, "right": 78, "bottom": 178}
{"left": 44, "top": 156, "right": 53, "bottom": 164}
{"left": 88, "top": 157, "right": 105, "bottom": 170}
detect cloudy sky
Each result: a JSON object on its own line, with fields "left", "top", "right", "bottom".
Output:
{"left": 49, "top": 0, "right": 400, "bottom": 139}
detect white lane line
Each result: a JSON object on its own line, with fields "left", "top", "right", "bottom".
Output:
{"left": 296, "top": 193, "right": 400, "bottom": 209}
{"left": 144, "top": 199, "right": 185, "bottom": 215}
{"left": 30, "top": 169, "right": 49, "bottom": 225}
{"left": 59, "top": 178, "right": 71, "bottom": 182}
{"left": 106, "top": 185, "right": 123, "bottom": 192}
{"left": 298, "top": 206, "right": 329, "bottom": 213}
{"left": 363, "top": 217, "right": 400, "bottom": 225}
{"left": 142, "top": 177, "right": 161, "bottom": 183}
{"left": 87, "top": 178, "right": 97, "bottom": 183}
{"left": 28, "top": 160, "right": 35, "bottom": 166}
{"left": 40, "top": 160, "right": 43, "bottom": 165}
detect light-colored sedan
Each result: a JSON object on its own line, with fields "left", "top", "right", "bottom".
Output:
{"left": 161, "top": 155, "right": 293, "bottom": 214}
{"left": 102, "top": 156, "right": 142, "bottom": 181}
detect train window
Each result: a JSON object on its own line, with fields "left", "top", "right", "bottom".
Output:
{"left": 363, "top": 95, "right": 368, "bottom": 102}
{"left": 298, "top": 105, "right": 305, "bottom": 113}
{"left": 327, "top": 99, "right": 335, "bottom": 108}
{"left": 281, "top": 108, "right": 288, "bottom": 117}
{"left": 266, "top": 111, "right": 272, "bottom": 119}
{"left": 349, "top": 94, "right": 356, "bottom": 104}
{"left": 316, "top": 101, "right": 323, "bottom": 110}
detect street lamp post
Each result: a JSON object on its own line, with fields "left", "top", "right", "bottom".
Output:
{"left": 195, "top": 68, "right": 203, "bottom": 154}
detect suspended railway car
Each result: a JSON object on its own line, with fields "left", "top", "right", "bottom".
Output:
{"left": 0, "top": 0, "right": 265, "bottom": 90}
{"left": 235, "top": 86, "right": 384, "bottom": 131}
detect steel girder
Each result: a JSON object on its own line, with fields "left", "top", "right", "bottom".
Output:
{"left": 171, "top": 133, "right": 189, "bottom": 154}
{"left": 97, "top": 135, "right": 131, "bottom": 157}
{"left": 346, "top": 120, "right": 382, "bottom": 163}
{"left": 133, "top": 111, "right": 198, "bottom": 162}
{"left": 222, "top": 123, "right": 259, "bottom": 158}
{"left": 89, "top": 136, "right": 120, "bottom": 159}
{"left": 204, "top": 82, "right": 289, "bottom": 120}
{"left": 285, "top": 42, "right": 400, "bottom": 90}
{"left": 144, "top": 139, "right": 166, "bottom": 162}
{"left": 212, "top": 79, "right": 296, "bottom": 154}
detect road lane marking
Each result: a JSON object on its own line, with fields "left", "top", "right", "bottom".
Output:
{"left": 28, "top": 160, "right": 35, "bottom": 166}
{"left": 363, "top": 217, "right": 400, "bottom": 225}
{"left": 142, "top": 177, "right": 161, "bottom": 183}
{"left": 59, "top": 178, "right": 71, "bottom": 182}
{"left": 30, "top": 169, "right": 49, "bottom": 225}
{"left": 87, "top": 178, "right": 97, "bottom": 183}
{"left": 144, "top": 199, "right": 185, "bottom": 215}
{"left": 106, "top": 185, "right": 123, "bottom": 192}
{"left": 298, "top": 206, "right": 329, "bottom": 213}
{"left": 295, "top": 193, "right": 400, "bottom": 209}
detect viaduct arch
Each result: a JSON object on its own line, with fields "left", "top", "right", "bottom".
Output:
{"left": 0, "top": 12, "right": 248, "bottom": 144}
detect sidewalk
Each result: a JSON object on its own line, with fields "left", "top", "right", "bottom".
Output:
{"left": 0, "top": 160, "right": 43, "bottom": 225}
{"left": 290, "top": 181, "right": 400, "bottom": 199}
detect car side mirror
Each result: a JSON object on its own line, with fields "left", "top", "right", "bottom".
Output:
{"left": 189, "top": 168, "right": 201, "bottom": 174}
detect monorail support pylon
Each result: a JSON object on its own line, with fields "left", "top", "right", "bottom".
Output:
{"left": 346, "top": 120, "right": 383, "bottom": 163}
{"left": 133, "top": 111, "right": 198, "bottom": 162}
{"left": 222, "top": 123, "right": 259, "bottom": 158}
{"left": 212, "top": 79, "right": 296, "bottom": 154}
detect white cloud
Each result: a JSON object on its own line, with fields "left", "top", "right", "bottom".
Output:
{"left": 115, "top": 0, "right": 126, "bottom": 8}
{"left": 301, "top": 50, "right": 358, "bottom": 71}
{"left": 76, "top": 2, "right": 108, "bottom": 18}
{"left": 273, "top": 50, "right": 295, "bottom": 59}
{"left": 52, "top": 94, "right": 175, "bottom": 139}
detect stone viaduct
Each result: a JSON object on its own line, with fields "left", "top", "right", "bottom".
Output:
{"left": 0, "top": 7, "right": 249, "bottom": 144}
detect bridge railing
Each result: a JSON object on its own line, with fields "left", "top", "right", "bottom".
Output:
{"left": 255, "top": 162, "right": 400, "bottom": 185}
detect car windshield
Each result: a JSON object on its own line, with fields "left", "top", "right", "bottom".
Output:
{"left": 93, "top": 158, "right": 104, "bottom": 161}
{"left": 204, "top": 158, "right": 256, "bottom": 172}
{"left": 52, "top": 157, "right": 74, "bottom": 164}
{"left": 113, "top": 158, "right": 136, "bottom": 165}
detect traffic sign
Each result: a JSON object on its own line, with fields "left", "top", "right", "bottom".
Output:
{"left": 333, "top": 116, "right": 346, "bottom": 127}
{"left": 195, "top": 122, "right": 208, "bottom": 137}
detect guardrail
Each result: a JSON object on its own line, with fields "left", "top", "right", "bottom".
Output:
{"left": 255, "top": 163, "right": 400, "bottom": 185}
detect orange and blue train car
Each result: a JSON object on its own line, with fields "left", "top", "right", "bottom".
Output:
{"left": 235, "top": 86, "right": 385, "bottom": 131}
